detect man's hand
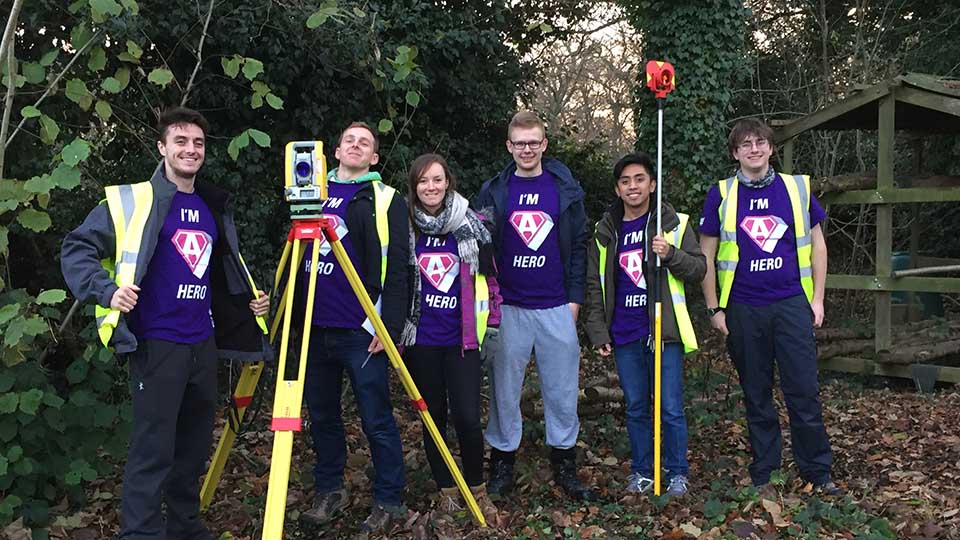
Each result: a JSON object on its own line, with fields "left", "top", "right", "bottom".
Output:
{"left": 651, "top": 235, "right": 671, "bottom": 260}
{"left": 110, "top": 285, "right": 141, "bottom": 313}
{"left": 368, "top": 336, "right": 385, "bottom": 354}
{"left": 568, "top": 302, "right": 580, "bottom": 321}
{"left": 710, "top": 310, "right": 729, "bottom": 336}
{"left": 596, "top": 343, "right": 612, "bottom": 357}
{"left": 249, "top": 290, "right": 269, "bottom": 317}
{"left": 811, "top": 299, "right": 825, "bottom": 328}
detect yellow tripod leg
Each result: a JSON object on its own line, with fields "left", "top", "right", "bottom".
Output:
{"left": 327, "top": 234, "right": 486, "bottom": 527}
{"left": 200, "top": 361, "right": 264, "bottom": 511}
{"left": 654, "top": 301, "right": 663, "bottom": 496}
{"left": 269, "top": 240, "right": 294, "bottom": 343}
{"left": 262, "top": 238, "right": 321, "bottom": 540}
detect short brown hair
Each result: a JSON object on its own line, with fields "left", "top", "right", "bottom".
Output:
{"left": 157, "top": 107, "right": 209, "bottom": 142}
{"left": 507, "top": 111, "right": 546, "bottom": 139}
{"left": 728, "top": 118, "right": 774, "bottom": 155}
{"left": 407, "top": 153, "right": 457, "bottom": 212}
{"left": 339, "top": 121, "right": 379, "bottom": 153}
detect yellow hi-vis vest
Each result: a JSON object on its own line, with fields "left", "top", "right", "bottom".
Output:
{"left": 474, "top": 272, "right": 491, "bottom": 348}
{"left": 596, "top": 212, "right": 698, "bottom": 354}
{"left": 95, "top": 181, "right": 268, "bottom": 349}
{"left": 716, "top": 173, "right": 813, "bottom": 309}
{"left": 361, "top": 181, "right": 397, "bottom": 335}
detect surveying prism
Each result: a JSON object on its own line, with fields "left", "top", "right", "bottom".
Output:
{"left": 249, "top": 140, "right": 486, "bottom": 538}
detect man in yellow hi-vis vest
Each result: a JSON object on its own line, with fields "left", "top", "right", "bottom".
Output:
{"left": 61, "top": 107, "right": 270, "bottom": 540}
{"left": 699, "top": 118, "right": 840, "bottom": 497}
{"left": 584, "top": 153, "right": 705, "bottom": 499}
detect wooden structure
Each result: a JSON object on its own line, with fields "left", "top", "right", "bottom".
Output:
{"left": 773, "top": 73, "right": 960, "bottom": 385}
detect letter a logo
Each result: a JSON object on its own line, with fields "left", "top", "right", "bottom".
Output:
{"left": 509, "top": 211, "right": 554, "bottom": 251}
{"left": 618, "top": 248, "right": 646, "bottom": 288}
{"left": 314, "top": 214, "right": 349, "bottom": 256}
{"left": 418, "top": 253, "right": 460, "bottom": 293}
{"left": 172, "top": 229, "right": 213, "bottom": 278}
{"left": 740, "top": 215, "right": 788, "bottom": 253}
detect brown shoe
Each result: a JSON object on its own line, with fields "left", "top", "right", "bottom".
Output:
{"left": 436, "top": 486, "right": 462, "bottom": 516}
{"left": 469, "top": 483, "right": 499, "bottom": 527}
{"left": 300, "top": 488, "right": 350, "bottom": 526}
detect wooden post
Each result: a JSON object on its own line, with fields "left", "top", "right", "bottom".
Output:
{"left": 875, "top": 90, "right": 895, "bottom": 352}
{"left": 782, "top": 138, "right": 794, "bottom": 174}
{"left": 908, "top": 139, "right": 922, "bottom": 320}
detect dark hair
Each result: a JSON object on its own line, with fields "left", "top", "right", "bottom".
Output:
{"left": 407, "top": 153, "right": 457, "bottom": 213}
{"left": 157, "top": 107, "right": 209, "bottom": 142}
{"left": 508, "top": 110, "right": 546, "bottom": 139}
{"left": 339, "top": 121, "right": 380, "bottom": 153}
{"left": 728, "top": 118, "right": 774, "bottom": 155}
{"left": 612, "top": 152, "right": 656, "bottom": 182}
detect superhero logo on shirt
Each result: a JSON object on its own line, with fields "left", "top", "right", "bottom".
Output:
{"left": 509, "top": 211, "right": 554, "bottom": 251}
{"left": 618, "top": 248, "right": 646, "bottom": 289}
{"left": 418, "top": 252, "right": 460, "bottom": 293}
{"left": 740, "top": 215, "right": 788, "bottom": 254}
{"left": 172, "top": 229, "right": 213, "bottom": 278}
{"left": 315, "top": 214, "right": 349, "bottom": 256}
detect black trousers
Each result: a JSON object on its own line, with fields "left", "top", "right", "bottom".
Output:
{"left": 725, "top": 294, "right": 833, "bottom": 486}
{"left": 405, "top": 345, "right": 484, "bottom": 488}
{"left": 120, "top": 337, "right": 218, "bottom": 540}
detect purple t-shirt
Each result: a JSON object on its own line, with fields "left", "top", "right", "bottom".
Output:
{"left": 700, "top": 175, "right": 826, "bottom": 306}
{"left": 303, "top": 182, "right": 367, "bottom": 328}
{"left": 611, "top": 215, "right": 650, "bottom": 346}
{"left": 498, "top": 172, "right": 567, "bottom": 309}
{"left": 128, "top": 191, "right": 218, "bottom": 343}
{"left": 415, "top": 233, "right": 461, "bottom": 347}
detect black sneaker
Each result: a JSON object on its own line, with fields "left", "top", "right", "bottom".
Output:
{"left": 360, "top": 503, "right": 406, "bottom": 533}
{"left": 812, "top": 480, "right": 844, "bottom": 497}
{"left": 550, "top": 448, "right": 596, "bottom": 502}
{"left": 487, "top": 457, "right": 515, "bottom": 496}
{"left": 301, "top": 488, "right": 350, "bottom": 526}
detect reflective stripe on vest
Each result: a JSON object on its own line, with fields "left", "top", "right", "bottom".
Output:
{"left": 597, "top": 236, "right": 608, "bottom": 309}
{"left": 716, "top": 173, "right": 813, "bottom": 308}
{"left": 475, "top": 272, "right": 490, "bottom": 347}
{"left": 361, "top": 181, "right": 397, "bottom": 335}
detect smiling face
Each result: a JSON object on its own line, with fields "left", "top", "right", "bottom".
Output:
{"left": 334, "top": 125, "right": 379, "bottom": 177}
{"left": 416, "top": 161, "right": 449, "bottom": 215}
{"left": 506, "top": 125, "right": 547, "bottom": 176}
{"left": 732, "top": 134, "right": 774, "bottom": 177}
{"left": 615, "top": 163, "right": 656, "bottom": 216}
{"left": 157, "top": 122, "right": 205, "bottom": 182}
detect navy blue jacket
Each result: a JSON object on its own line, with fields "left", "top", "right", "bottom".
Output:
{"left": 474, "top": 158, "right": 588, "bottom": 305}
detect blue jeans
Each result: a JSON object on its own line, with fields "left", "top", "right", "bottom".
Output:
{"left": 303, "top": 328, "right": 404, "bottom": 506}
{"left": 613, "top": 340, "right": 688, "bottom": 479}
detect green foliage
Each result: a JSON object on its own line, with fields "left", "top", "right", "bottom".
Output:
{"left": 623, "top": 0, "right": 747, "bottom": 213}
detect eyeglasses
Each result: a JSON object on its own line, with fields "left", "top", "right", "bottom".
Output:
{"left": 738, "top": 138, "right": 769, "bottom": 151}
{"left": 509, "top": 139, "right": 543, "bottom": 150}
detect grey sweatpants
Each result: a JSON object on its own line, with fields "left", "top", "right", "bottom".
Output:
{"left": 484, "top": 304, "right": 581, "bottom": 451}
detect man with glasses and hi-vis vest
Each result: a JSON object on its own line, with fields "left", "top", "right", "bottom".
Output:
{"left": 699, "top": 118, "right": 841, "bottom": 498}
{"left": 61, "top": 107, "right": 270, "bottom": 540}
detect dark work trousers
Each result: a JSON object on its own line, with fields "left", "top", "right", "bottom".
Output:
{"left": 405, "top": 345, "right": 484, "bottom": 488}
{"left": 120, "top": 337, "right": 218, "bottom": 540}
{"left": 725, "top": 294, "right": 833, "bottom": 486}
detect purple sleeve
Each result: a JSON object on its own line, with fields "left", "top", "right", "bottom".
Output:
{"left": 810, "top": 194, "right": 827, "bottom": 227}
{"left": 699, "top": 185, "right": 722, "bottom": 236}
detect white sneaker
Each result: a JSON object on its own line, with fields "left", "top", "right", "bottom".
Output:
{"left": 625, "top": 473, "right": 654, "bottom": 494}
{"left": 666, "top": 475, "right": 689, "bottom": 497}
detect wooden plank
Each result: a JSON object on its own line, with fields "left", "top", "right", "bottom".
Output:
{"left": 826, "top": 274, "right": 960, "bottom": 293}
{"left": 819, "top": 187, "right": 960, "bottom": 204}
{"left": 898, "top": 72, "right": 960, "bottom": 99}
{"left": 781, "top": 139, "right": 794, "bottom": 174}
{"left": 820, "top": 356, "right": 960, "bottom": 384}
{"left": 896, "top": 86, "right": 960, "bottom": 119}
{"left": 774, "top": 83, "right": 891, "bottom": 143}
{"left": 875, "top": 92, "right": 895, "bottom": 353}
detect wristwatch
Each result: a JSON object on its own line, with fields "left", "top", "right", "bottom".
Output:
{"left": 706, "top": 306, "right": 724, "bottom": 317}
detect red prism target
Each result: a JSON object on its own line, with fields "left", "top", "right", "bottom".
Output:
{"left": 645, "top": 60, "right": 676, "bottom": 99}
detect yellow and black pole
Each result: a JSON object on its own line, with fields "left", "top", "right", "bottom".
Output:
{"left": 645, "top": 60, "right": 676, "bottom": 496}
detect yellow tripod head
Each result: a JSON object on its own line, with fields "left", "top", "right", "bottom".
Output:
{"left": 284, "top": 141, "right": 328, "bottom": 219}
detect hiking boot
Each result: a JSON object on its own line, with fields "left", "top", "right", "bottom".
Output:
{"left": 755, "top": 483, "right": 777, "bottom": 501}
{"left": 360, "top": 502, "right": 406, "bottom": 534}
{"left": 812, "top": 480, "right": 844, "bottom": 497}
{"left": 550, "top": 447, "right": 596, "bottom": 501}
{"left": 666, "top": 475, "right": 689, "bottom": 498}
{"left": 436, "top": 486, "right": 462, "bottom": 515}
{"left": 625, "top": 472, "right": 654, "bottom": 494}
{"left": 469, "top": 483, "right": 499, "bottom": 526}
{"left": 487, "top": 449, "right": 515, "bottom": 496}
{"left": 300, "top": 488, "right": 350, "bottom": 526}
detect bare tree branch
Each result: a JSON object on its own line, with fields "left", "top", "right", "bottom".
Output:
{"left": 0, "top": 0, "right": 24, "bottom": 70}
{"left": 181, "top": 0, "right": 217, "bottom": 106}
{"left": 0, "top": 43, "right": 16, "bottom": 180}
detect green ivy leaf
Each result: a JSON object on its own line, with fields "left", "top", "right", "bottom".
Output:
{"left": 65, "top": 79, "right": 93, "bottom": 110}
{"left": 65, "top": 359, "right": 89, "bottom": 384}
{"left": 0, "top": 371, "right": 13, "bottom": 393}
{"left": 41, "top": 392, "right": 64, "bottom": 409}
{"left": 93, "top": 405, "right": 116, "bottom": 427}
{"left": 95, "top": 99, "right": 113, "bottom": 121}
{"left": 221, "top": 56, "right": 241, "bottom": 79}
{"left": 251, "top": 93, "right": 263, "bottom": 109}
{"left": 39, "top": 115, "right": 60, "bottom": 144}
{"left": 18, "top": 389, "right": 43, "bottom": 415}
{"left": 147, "top": 68, "right": 174, "bottom": 87}
{"left": 13, "top": 459, "right": 33, "bottom": 476}
{"left": 227, "top": 131, "right": 250, "bottom": 161}
{"left": 65, "top": 470, "right": 82, "bottom": 486}
{"left": 0, "top": 394, "right": 18, "bottom": 414}
{"left": 100, "top": 77, "right": 122, "bottom": 94}
{"left": 70, "top": 23, "right": 93, "bottom": 50}
{"left": 126, "top": 40, "right": 143, "bottom": 59}
{"left": 405, "top": 90, "right": 420, "bottom": 107}
{"left": 265, "top": 93, "right": 284, "bottom": 110}
{"left": 24, "top": 175, "right": 54, "bottom": 194}
{"left": 307, "top": 1, "right": 339, "bottom": 28}
{"left": 50, "top": 163, "right": 82, "bottom": 190}
{"left": 36, "top": 289, "right": 67, "bottom": 305}
{"left": 22, "top": 63, "right": 45, "bottom": 84}
{"left": 22, "top": 316, "right": 49, "bottom": 337}
{"left": 87, "top": 47, "right": 107, "bottom": 72}
{"left": 115, "top": 67, "right": 131, "bottom": 89}
{"left": 377, "top": 119, "right": 393, "bottom": 133}
{"left": 0, "top": 304, "right": 18, "bottom": 326}
{"left": 61, "top": 138, "right": 92, "bottom": 167}
{"left": 17, "top": 208, "right": 52, "bottom": 232}
{"left": 7, "top": 446, "right": 22, "bottom": 462}
{"left": 120, "top": 0, "right": 139, "bottom": 13}
{"left": 20, "top": 106, "right": 41, "bottom": 119}
{"left": 248, "top": 129, "right": 270, "bottom": 147}
{"left": 241, "top": 58, "right": 264, "bottom": 81}
{"left": 0, "top": 227, "right": 7, "bottom": 258}
{"left": 90, "top": 0, "right": 123, "bottom": 21}
{"left": 0, "top": 456, "right": 7, "bottom": 477}
{"left": 39, "top": 49, "right": 59, "bottom": 67}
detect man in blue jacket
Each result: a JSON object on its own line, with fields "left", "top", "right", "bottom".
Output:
{"left": 475, "top": 111, "right": 593, "bottom": 500}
